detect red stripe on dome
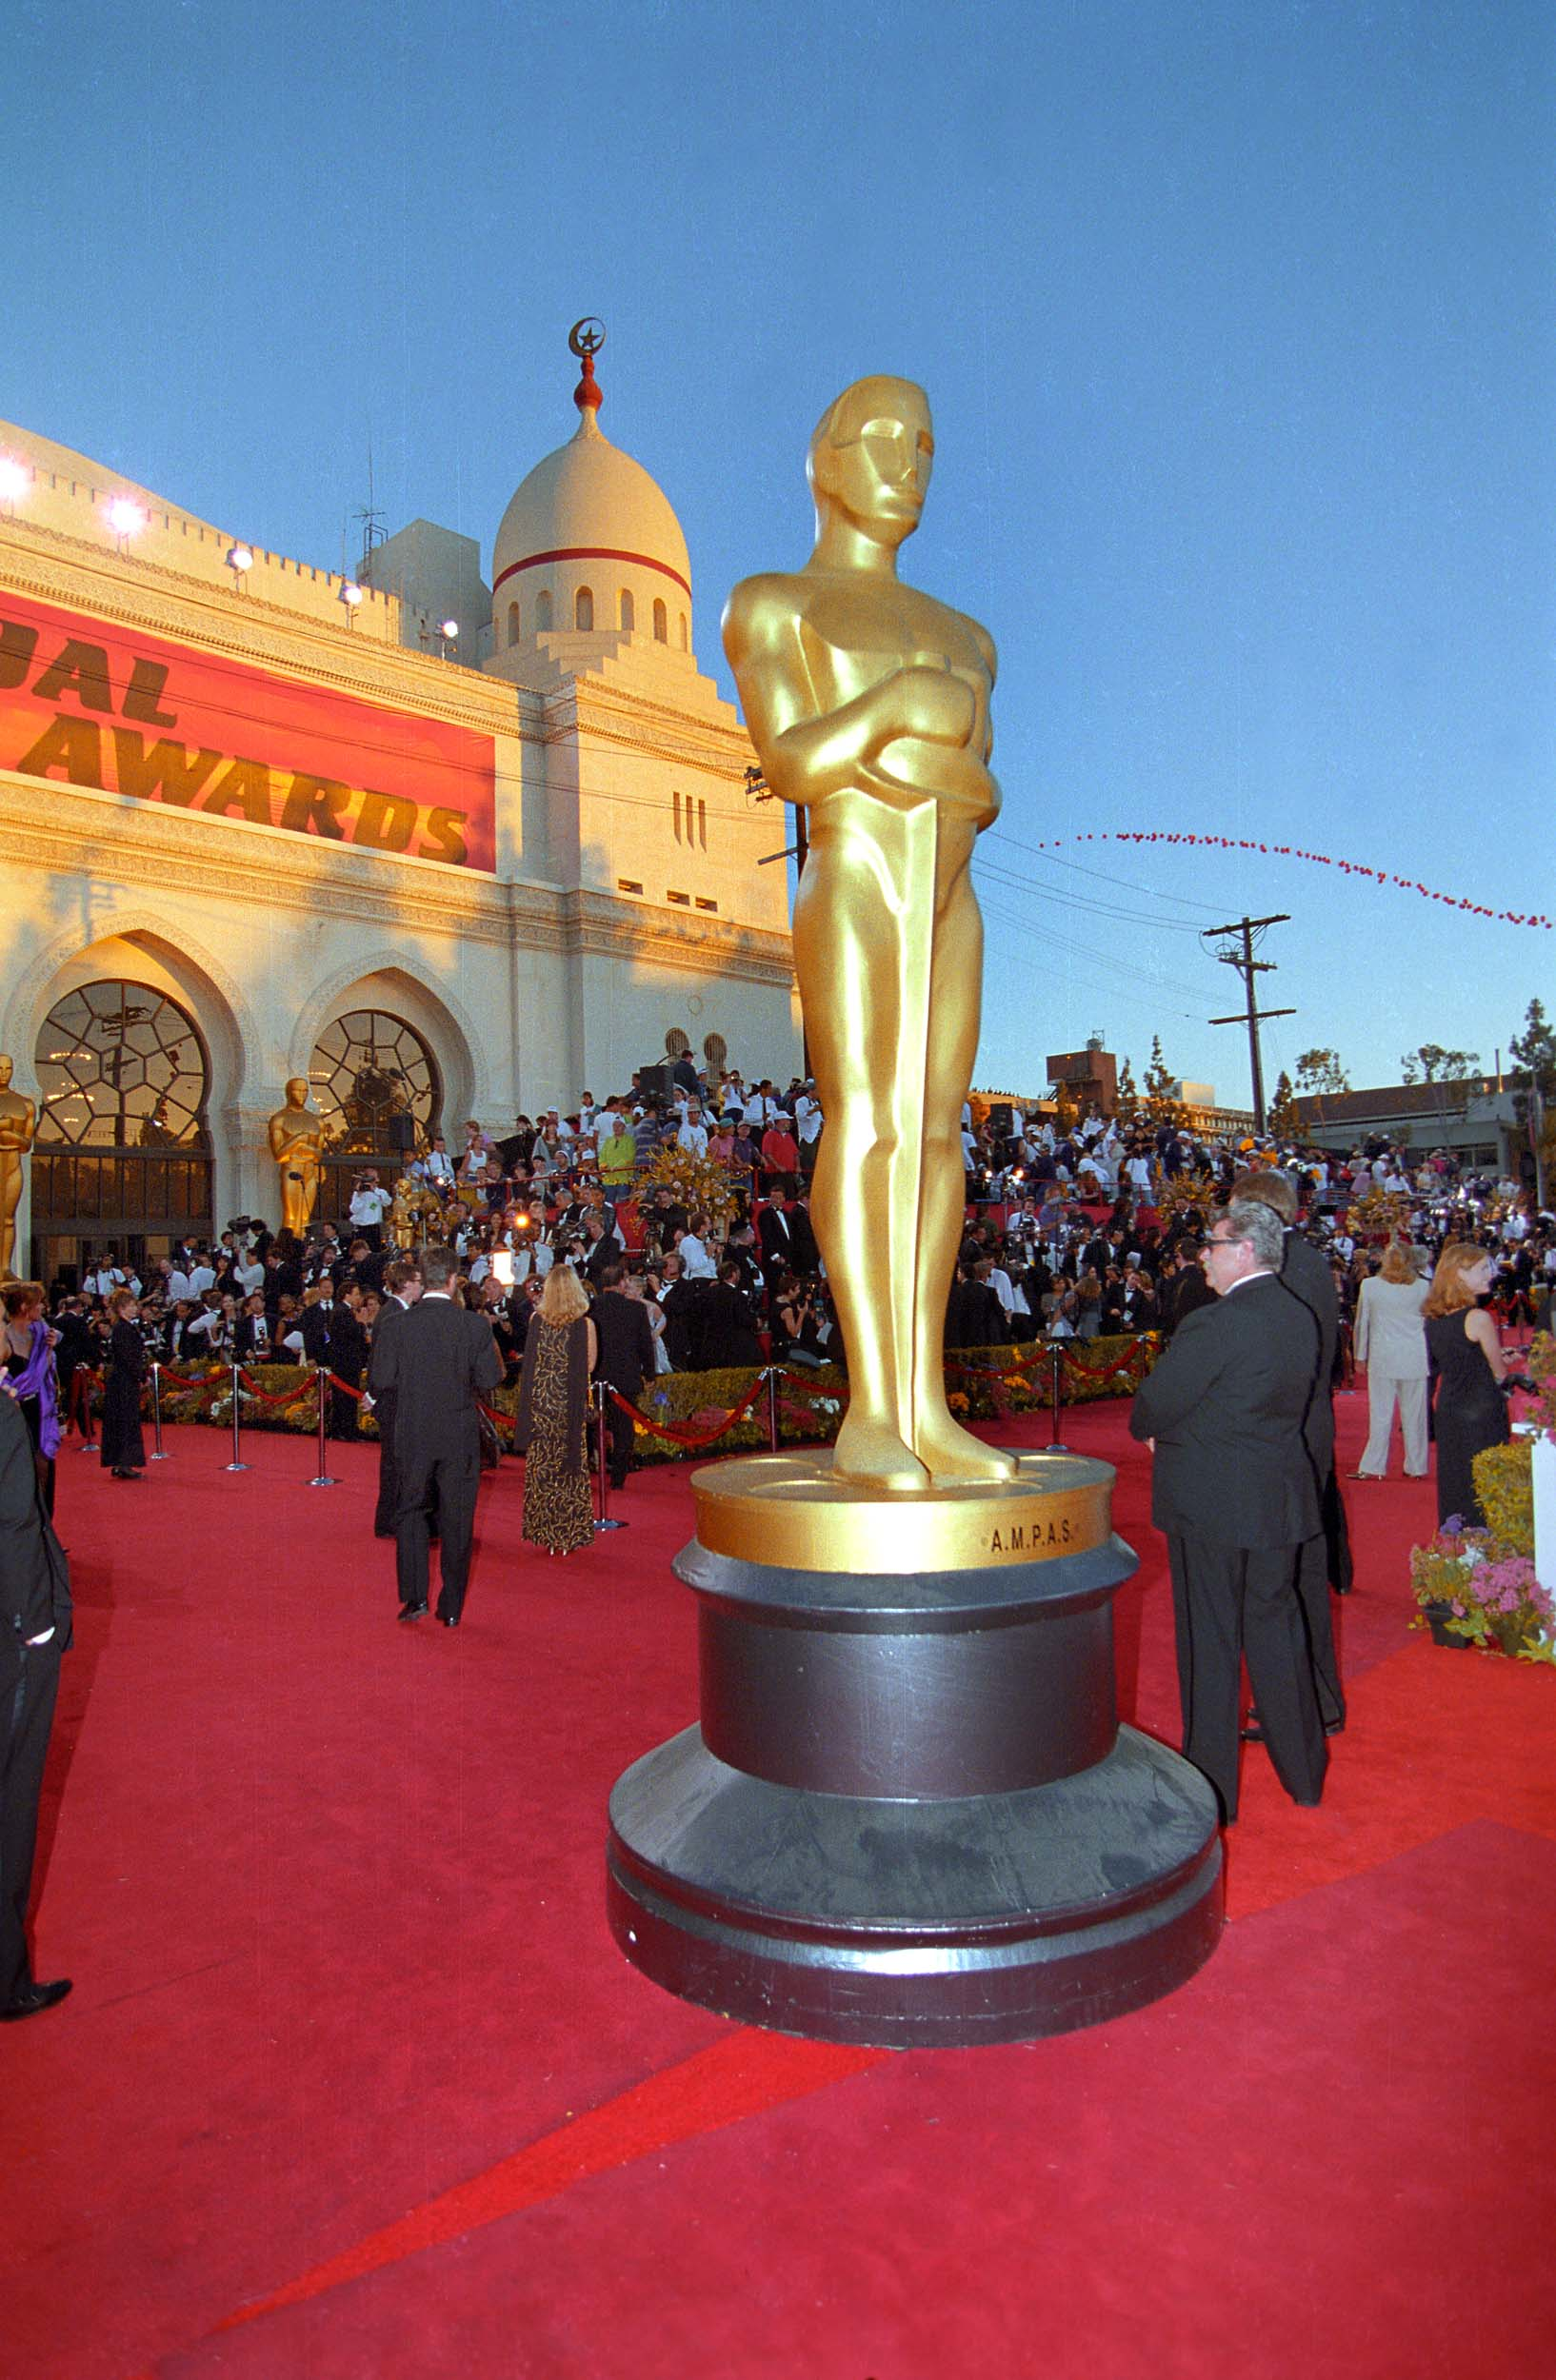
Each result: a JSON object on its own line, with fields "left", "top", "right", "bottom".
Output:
{"left": 492, "top": 545, "right": 691, "bottom": 599}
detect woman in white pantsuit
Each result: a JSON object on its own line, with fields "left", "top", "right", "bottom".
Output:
{"left": 1353, "top": 1242, "right": 1430, "bottom": 1478}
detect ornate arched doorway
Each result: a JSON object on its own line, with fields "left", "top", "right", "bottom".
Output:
{"left": 309, "top": 1007, "right": 442, "bottom": 1227}
{"left": 31, "top": 979, "right": 213, "bottom": 1282}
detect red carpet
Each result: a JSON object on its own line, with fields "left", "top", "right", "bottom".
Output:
{"left": 5, "top": 1385, "right": 1554, "bottom": 2380}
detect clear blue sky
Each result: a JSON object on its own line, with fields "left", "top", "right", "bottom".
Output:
{"left": 8, "top": 0, "right": 1552, "bottom": 1107}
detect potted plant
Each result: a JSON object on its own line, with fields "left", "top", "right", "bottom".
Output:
{"left": 1408, "top": 1520, "right": 1554, "bottom": 1661}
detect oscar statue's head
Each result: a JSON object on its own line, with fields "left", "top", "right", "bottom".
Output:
{"left": 808, "top": 375, "right": 933, "bottom": 550}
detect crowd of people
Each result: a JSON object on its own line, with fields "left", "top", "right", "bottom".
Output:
{"left": 6, "top": 1064, "right": 1550, "bottom": 1535}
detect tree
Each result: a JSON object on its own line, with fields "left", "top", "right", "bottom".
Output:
{"left": 1509, "top": 998, "right": 1556, "bottom": 1206}
{"left": 1268, "top": 1070, "right": 1298, "bottom": 1140}
{"left": 1400, "top": 1044, "right": 1479, "bottom": 1085}
{"left": 1113, "top": 1057, "right": 1140, "bottom": 1128}
{"left": 1143, "top": 1037, "right": 1189, "bottom": 1130}
{"left": 1295, "top": 1049, "right": 1349, "bottom": 1096}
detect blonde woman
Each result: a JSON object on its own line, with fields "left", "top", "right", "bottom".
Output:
{"left": 513, "top": 1262, "right": 597, "bottom": 1555}
{"left": 1423, "top": 1241, "right": 1508, "bottom": 1527}
{"left": 1352, "top": 1242, "right": 1429, "bottom": 1479}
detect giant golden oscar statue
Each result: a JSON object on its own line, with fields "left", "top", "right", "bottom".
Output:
{"left": 725, "top": 375, "right": 1016, "bottom": 1494}
{"left": 607, "top": 375, "right": 1220, "bottom": 2048}
{"left": 0, "top": 1055, "right": 38, "bottom": 1281}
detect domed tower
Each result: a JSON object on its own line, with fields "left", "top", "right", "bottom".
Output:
{"left": 486, "top": 322, "right": 695, "bottom": 680}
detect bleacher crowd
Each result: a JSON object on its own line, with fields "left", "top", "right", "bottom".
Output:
{"left": 15, "top": 1059, "right": 1555, "bottom": 1466}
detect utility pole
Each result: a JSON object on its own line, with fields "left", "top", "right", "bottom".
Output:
{"left": 1203, "top": 913, "right": 1294, "bottom": 1137}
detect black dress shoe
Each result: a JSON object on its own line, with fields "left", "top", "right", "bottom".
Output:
{"left": 1, "top": 1977, "right": 72, "bottom": 2021}
{"left": 397, "top": 1601, "right": 429, "bottom": 1623}
{"left": 438, "top": 1612, "right": 460, "bottom": 1628}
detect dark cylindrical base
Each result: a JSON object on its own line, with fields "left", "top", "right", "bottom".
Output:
{"left": 608, "top": 1495, "right": 1224, "bottom": 2045}
{"left": 608, "top": 1722, "right": 1222, "bottom": 2046}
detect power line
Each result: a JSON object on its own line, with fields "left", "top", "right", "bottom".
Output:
{"left": 985, "top": 827, "right": 1227, "bottom": 916}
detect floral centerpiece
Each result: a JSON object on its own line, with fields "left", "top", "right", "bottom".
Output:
{"left": 1408, "top": 1522, "right": 1554, "bottom": 1662}
{"left": 639, "top": 1144, "right": 740, "bottom": 1237}
{"left": 1156, "top": 1174, "right": 1216, "bottom": 1229}
{"left": 1345, "top": 1186, "right": 1412, "bottom": 1244}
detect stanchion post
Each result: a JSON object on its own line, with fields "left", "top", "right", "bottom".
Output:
{"left": 307, "top": 1361, "right": 339, "bottom": 1488}
{"left": 593, "top": 1378, "right": 627, "bottom": 1533}
{"left": 1046, "top": 1340, "right": 1070, "bottom": 1455}
{"left": 150, "top": 1359, "right": 170, "bottom": 1460}
{"left": 224, "top": 1359, "right": 249, "bottom": 1473}
{"left": 767, "top": 1363, "right": 781, "bottom": 1453}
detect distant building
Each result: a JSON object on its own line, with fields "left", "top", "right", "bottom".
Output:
{"left": 1171, "top": 1081, "right": 1255, "bottom": 1137}
{"left": 1291, "top": 1077, "right": 1523, "bottom": 1176}
{"left": 1047, "top": 1040, "right": 1118, "bottom": 1118}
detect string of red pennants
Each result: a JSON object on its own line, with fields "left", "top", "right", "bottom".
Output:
{"left": 1027, "top": 832, "right": 1551, "bottom": 929}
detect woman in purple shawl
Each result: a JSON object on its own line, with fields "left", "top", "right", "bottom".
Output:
{"left": 2, "top": 1281, "right": 62, "bottom": 1517}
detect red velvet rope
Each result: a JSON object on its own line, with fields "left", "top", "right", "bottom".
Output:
{"left": 608, "top": 1371, "right": 770, "bottom": 1448}
{"left": 770, "top": 1365, "right": 844, "bottom": 1404}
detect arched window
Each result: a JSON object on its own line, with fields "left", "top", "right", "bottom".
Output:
{"left": 672, "top": 789, "right": 682, "bottom": 842}
{"left": 678, "top": 611, "right": 688, "bottom": 651}
{"left": 30, "top": 978, "right": 214, "bottom": 1264}
{"left": 507, "top": 601, "right": 520, "bottom": 645}
{"left": 575, "top": 586, "right": 594, "bottom": 631}
{"left": 619, "top": 588, "right": 634, "bottom": 631}
{"left": 698, "top": 797, "right": 708, "bottom": 849}
{"left": 307, "top": 1008, "right": 440, "bottom": 1227}
{"left": 535, "top": 588, "right": 553, "bottom": 632}
{"left": 652, "top": 598, "right": 668, "bottom": 643}
{"left": 35, "top": 980, "right": 210, "bottom": 1150}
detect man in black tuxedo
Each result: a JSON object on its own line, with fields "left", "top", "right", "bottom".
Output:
{"left": 1, "top": 1380, "right": 73, "bottom": 2019}
{"left": 372, "top": 1247, "right": 502, "bottom": 1627}
{"left": 1231, "top": 1168, "right": 1350, "bottom": 1737}
{"left": 590, "top": 1262, "right": 656, "bottom": 1490}
{"left": 365, "top": 1259, "right": 423, "bottom": 1537}
{"left": 1130, "top": 1199, "right": 1328, "bottom": 1822}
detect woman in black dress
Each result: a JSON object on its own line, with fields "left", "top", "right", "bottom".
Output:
{"left": 99, "top": 1287, "right": 147, "bottom": 1480}
{"left": 1423, "top": 1242, "right": 1507, "bottom": 1528}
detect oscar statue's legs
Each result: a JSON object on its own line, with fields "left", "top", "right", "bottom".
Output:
{"left": 909, "top": 822, "right": 1017, "bottom": 1484}
{"left": 0, "top": 1157, "right": 17, "bottom": 1279}
{"left": 795, "top": 803, "right": 929, "bottom": 1491}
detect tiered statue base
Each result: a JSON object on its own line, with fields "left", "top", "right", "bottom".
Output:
{"left": 607, "top": 1452, "right": 1223, "bottom": 2048}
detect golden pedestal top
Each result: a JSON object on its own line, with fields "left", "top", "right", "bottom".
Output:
{"left": 689, "top": 1450, "right": 1114, "bottom": 1576}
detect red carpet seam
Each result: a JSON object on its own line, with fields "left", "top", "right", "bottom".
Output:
{"left": 211, "top": 2030, "right": 885, "bottom": 2336}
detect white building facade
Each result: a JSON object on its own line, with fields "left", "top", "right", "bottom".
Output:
{"left": 0, "top": 347, "right": 799, "bottom": 1281}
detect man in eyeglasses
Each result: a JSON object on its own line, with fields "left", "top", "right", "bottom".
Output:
{"left": 1129, "top": 1198, "right": 1329, "bottom": 1822}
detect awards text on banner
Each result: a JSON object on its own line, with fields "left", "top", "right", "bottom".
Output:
{"left": 0, "top": 587, "right": 497, "bottom": 870}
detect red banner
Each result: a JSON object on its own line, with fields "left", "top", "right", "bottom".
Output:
{"left": 0, "top": 586, "right": 495, "bottom": 870}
